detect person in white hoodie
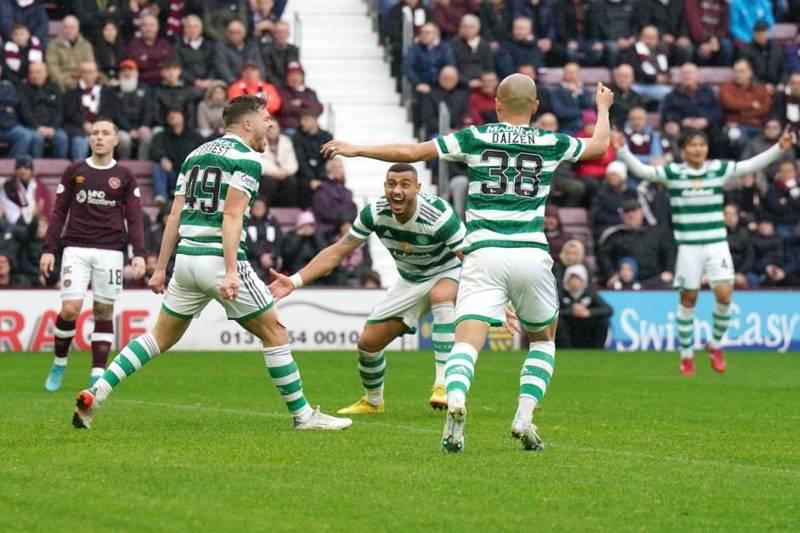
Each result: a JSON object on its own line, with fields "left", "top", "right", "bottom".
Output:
{"left": 260, "top": 122, "right": 299, "bottom": 206}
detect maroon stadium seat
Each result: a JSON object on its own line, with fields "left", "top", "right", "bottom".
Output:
{"left": 557, "top": 207, "right": 589, "bottom": 227}
{"left": 670, "top": 67, "right": 733, "bottom": 86}
{"left": 270, "top": 207, "right": 303, "bottom": 231}
{"left": 539, "top": 68, "right": 562, "bottom": 85}
{"left": 0, "top": 158, "right": 15, "bottom": 176}
{"left": 775, "top": 23, "right": 798, "bottom": 45}
{"left": 581, "top": 68, "right": 611, "bottom": 85}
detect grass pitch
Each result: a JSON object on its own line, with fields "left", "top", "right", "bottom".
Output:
{"left": 1, "top": 350, "right": 798, "bottom": 531}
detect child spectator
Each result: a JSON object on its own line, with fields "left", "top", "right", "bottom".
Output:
{"left": 557, "top": 264, "right": 612, "bottom": 348}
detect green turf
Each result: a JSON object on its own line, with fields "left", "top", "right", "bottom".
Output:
{"left": 1, "top": 350, "right": 798, "bottom": 531}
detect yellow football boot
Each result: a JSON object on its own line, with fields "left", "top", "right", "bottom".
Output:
{"left": 337, "top": 397, "right": 384, "bottom": 415}
{"left": 429, "top": 384, "right": 447, "bottom": 410}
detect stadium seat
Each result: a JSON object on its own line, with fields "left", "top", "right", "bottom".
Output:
{"left": 647, "top": 112, "right": 661, "bottom": 128}
{"left": 581, "top": 68, "right": 612, "bottom": 85}
{"left": 0, "top": 158, "right": 15, "bottom": 176}
{"left": 557, "top": 207, "right": 589, "bottom": 227}
{"left": 775, "top": 23, "right": 798, "bottom": 45}
{"left": 670, "top": 67, "right": 733, "bottom": 86}
{"left": 270, "top": 207, "right": 303, "bottom": 231}
{"left": 47, "top": 20, "right": 62, "bottom": 38}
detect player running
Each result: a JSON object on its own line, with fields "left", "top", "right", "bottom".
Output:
{"left": 41, "top": 118, "right": 146, "bottom": 391}
{"left": 269, "top": 163, "right": 471, "bottom": 413}
{"left": 321, "top": 74, "right": 615, "bottom": 452}
{"left": 614, "top": 128, "right": 797, "bottom": 376}
{"left": 72, "top": 96, "right": 351, "bottom": 431}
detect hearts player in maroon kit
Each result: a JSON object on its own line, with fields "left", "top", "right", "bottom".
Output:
{"left": 40, "top": 118, "right": 147, "bottom": 391}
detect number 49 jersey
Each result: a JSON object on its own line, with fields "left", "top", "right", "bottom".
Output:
{"left": 174, "top": 133, "right": 263, "bottom": 260}
{"left": 435, "top": 123, "right": 584, "bottom": 254}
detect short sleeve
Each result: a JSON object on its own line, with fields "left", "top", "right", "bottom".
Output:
{"left": 227, "top": 158, "right": 262, "bottom": 199}
{"left": 434, "top": 127, "right": 473, "bottom": 163}
{"left": 561, "top": 134, "right": 586, "bottom": 163}
{"left": 174, "top": 171, "right": 187, "bottom": 196}
{"left": 349, "top": 203, "right": 374, "bottom": 240}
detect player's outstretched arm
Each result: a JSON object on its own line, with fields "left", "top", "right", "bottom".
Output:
{"left": 613, "top": 132, "right": 666, "bottom": 184}
{"left": 148, "top": 196, "right": 185, "bottom": 294}
{"left": 731, "top": 127, "right": 798, "bottom": 177}
{"left": 268, "top": 234, "right": 365, "bottom": 299}
{"left": 320, "top": 140, "right": 438, "bottom": 163}
{"left": 579, "top": 83, "right": 614, "bottom": 161}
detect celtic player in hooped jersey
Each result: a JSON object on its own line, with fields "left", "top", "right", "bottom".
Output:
{"left": 72, "top": 96, "right": 351, "bottom": 431}
{"left": 320, "top": 74, "right": 615, "bottom": 452}
{"left": 269, "top": 163, "right": 469, "bottom": 413}
{"left": 616, "top": 128, "right": 797, "bottom": 376}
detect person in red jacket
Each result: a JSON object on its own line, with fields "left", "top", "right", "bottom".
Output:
{"left": 465, "top": 70, "right": 498, "bottom": 126}
{"left": 227, "top": 60, "right": 282, "bottom": 115}
{"left": 576, "top": 109, "right": 616, "bottom": 181}
{"left": 718, "top": 58, "right": 771, "bottom": 154}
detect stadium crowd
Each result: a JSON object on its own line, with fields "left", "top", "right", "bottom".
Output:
{"left": 0, "top": 0, "right": 799, "bottom": 299}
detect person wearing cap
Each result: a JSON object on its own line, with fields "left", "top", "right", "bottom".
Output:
{"left": 45, "top": 15, "right": 95, "bottom": 90}
{"left": 214, "top": 19, "right": 265, "bottom": 85}
{"left": 125, "top": 14, "right": 174, "bottom": 87}
{"left": 260, "top": 20, "right": 299, "bottom": 87}
{"left": 153, "top": 60, "right": 201, "bottom": 129}
{"left": 729, "top": 0, "right": 774, "bottom": 46}
{"left": 292, "top": 108, "right": 333, "bottom": 208}
{"left": 227, "top": 60, "right": 281, "bottom": 114}
{"left": 277, "top": 61, "right": 322, "bottom": 134}
{"left": 115, "top": 58, "right": 156, "bottom": 160}
{"left": 0, "top": 61, "right": 34, "bottom": 158}
{"left": 311, "top": 158, "right": 357, "bottom": 236}
{"left": 175, "top": 15, "right": 218, "bottom": 92}
{"left": 0, "top": 155, "right": 52, "bottom": 225}
{"left": 556, "top": 263, "right": 612, "bottom": 348}
{"left": 742, "top": 20, "right": 785, "bottom": 88}
{"left": 280, "top": 210, "right": 328, "bottom": 275}
{"left": 19, "top": 61, "right": 69, "bottom": 158}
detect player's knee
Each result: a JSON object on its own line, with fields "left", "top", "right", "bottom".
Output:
{"left": 259, "top": 322, "right": 288, "bottom": 347}
{"left": 529, "top": 321, "right": 557, "bottom": 343}
{"left": 716, "top": 293, "right": 732, "bottom": 306}
{"left": 357, "top": 336, "right": 381, "bottom": 353}
{"left": 59, "top": 301, "right": 82, "bottom": 321}
{"left": 680, "top": 291, "right": 698, "bottom": 307}
{"left": 92, "top": 301, "right": 114, "bottom": 321}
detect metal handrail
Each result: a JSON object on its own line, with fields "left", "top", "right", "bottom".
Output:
{"left": 293, "top": 12, "right": 303, "bottom": 51}
{"left": 325, "top": 103, "right": 336, "bottom": 134}
{"left": 400, "top": 7, "right": 413, "bottom": 114}
{"left": 367, "top": 0, "right": 378, "bottom": 33}
{"left": 437, "top": 102, "right": 450, "bottom": 197}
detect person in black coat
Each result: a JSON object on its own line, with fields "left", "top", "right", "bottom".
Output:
{"left": 499, "top": 16, "right": 543, "bottom": 70}
{"left": 386, "top": 0, "right": 433, "bottom": 82}
{"left": 18, "top": 62, "right": 68, "bottom": 158}
{"left": 91, "top": 21, "right": 126, "bottom": 83}
{"left": 556, "top": 264, "right": 613, "bottom": 348}
{"left": 72, "top": 0, "right": 123, "bottom": 42}
{"left": 591, "top": 161, "right": 636, "bottom": 240}
{"left": 450, "top": 13, "right": 493, "bottom": 89}
{"left": 479, "top": 0, "right": 513, "bottom": 47}
{"left": 554, "top": 0, "right": 603, "bottom": 66}
{"left": 281, "top": 211, "right": 329, "bottom": 282}
{"left": 723, "top": 204, "right": 755, "bottom": 289}
{"left": 260, "top": 20, "right": 299, "bottom": 87}
{"left": 174, "top": 15, "right": 218, "bottom": 92}
{"left": 152, "top": 60, "right": 201, "bottom": 129}
{"left": 292, "top": 110, "right": 333, "bottom": 209}
{"left": 635, "top": 0, "right": 693, "bottom": 65}
{"left": 246, "top": 197, "right": 284, "bottom": 282}
{"left": 748, "top": 216, "right": 787, "bottom": 287}
{"left": 420, "top": 65, "right": 469, "bottom": 137}
{"left": 115, "top": 59, "right": 156, "bottom": 160}
{"left": 742, "top": 22, "right": 785, "bottom": 88}
{"left": 149, "top": 108, "right": 203, "bottom": 206}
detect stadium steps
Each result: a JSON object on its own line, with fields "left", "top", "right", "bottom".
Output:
{"left": 285, "top": 0, "right": 432, "bottom": 286}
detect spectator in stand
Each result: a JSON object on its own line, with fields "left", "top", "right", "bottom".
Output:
{"left": 719, "top": 58, "right": 771, "bottom": 155}
{"left": 543, "top": 204, "right": 574, "bottom": 261}
{"left": 593, "top": 0, "right": 636, "bottom": 67}
{"left": 748, "top": 215, "right": 786, "bottom": 287}
{"left": 200, "top": 0, "right": 249, "bottom": 42}
{"left": 636, "top": 0, "right": 692, "bottom": 65}
{"left": 785, "top": 33, "right": 800, "bottom": 75}
{"left": 312, "top": 158, "right": 358, "bottom": 236}
{"left": 591, "top": 160, "right": 633, "bottom": 240}
{"left": 725, "top": 173, "right": 762, "bottom": 221}
{"left": 149, "top": 108, "right": 203, "bottom": 206}
{"left": 738, "top": 119, "right": 791, "bottom": 194}
{"left": 327, "top": 215, "right": 371, "bottom": 286}
{"left": 281, "top": 210, "right": 328, "bottom": 279}
{"left": 260, "top": 122, "right": 299, "bottom": 206}
{"left": 479, "top": 0, "right": 512, "bottom": 51}
{"left": 516, "top": 62, "right": 551, "bottom": 119}
{"left": 0, "top": 249, "right": 32, "bottom": 287}
{"left": 557, "top": 264, "right": 612, "bottom": 348}
{"left": 685, "top": 0, "right": 733, "bottom": 67}
{"left": 277, "top": 62, "right": 323, "bottom": 135}
{"left": 0, "top": 64, "right": 33, "bottom": 157}
{"left": 403, "top": 22, "right": 455, "bottom": 102}
{"left": 115, "top": 59, "right": 155, "bottom": 160}
{"left": 576, "top": 109, "right": 616, "bottom": 183}
{"left": 450, "top": 14, "right": 492, "bottom": 90}
{"left": 0, "top": 201, "right": 27, "bottom": 258}
{"left": 621, "top": 25, "right": 673, "bottom": 103}
{"left": 46, "top": 15, "right": 95, "bottom": 90}
{"left": 63, "top": 61, "right": 126, "bottom": 161}
{"left": 250, "top": 0, "right": 279, "bottom": 45}
{"left": 215, "top": 19, "right": 265, "bottom": 85}
{"left": 196, "top": 81, "right": 228, "bottom": 140}
{"left": 72, "top": 0, "right": 122, "bottom": 42}
{"left": 153, "top": 60, "right": 201, "bottom": 130}
{"left": 19, "top": 62, "right": 68, "bottom": 158}
{"left": 126, "top": 15, "right": 174, "bottom": 87}
{"left": 553, "top": 238, "right": 586, "bottom": 287}
{"left": 662, "top": 63, "right": 724, "bottom": 155}
{"left": 433, "top": 0, "right": 480, "bottom": 40}
{"left": 514, "top": 0, "right": 556, "bottom": 42}
{"left": 3, "top": 22, "right": 43, "bottom": 85}
{"left": 597, "top": 198, "right": 675, "bottom": 287}
{"left": 609, "top": 257, "right": 642, "bottom": 290}
{"left": 466, "top": 70, "right": 498, "bottom": 126}
{"left": 548, "top": 62, "right": 592, "bottom": 135}
{"left": 227, "top": 61, "right": 282, "bottom": 114}
{"left": 763, "top": 160, "right": 800, "bottom": 272}
{"left": 743, "top": 21, "right": 785, "bottom": 89}
{"left": 386, "top": 0, "right": 433, "bottom": 82}
{"left": 723, "top": 203, "right": 755, "bottom": 289}
{"left": 608, "top": 63, "right": 644, "bottom": 129}
{"left": 772, "top": 72, "right": 800, "bottom": 157}
{"left": 92, "top": 21, "right": 125, "bottom": 83}
{"left": 0, "top": 0, "right": 47, "bottom": 43}
{"left": 293, "top": 109, "right": 333, "bottom": 209}
{"left": 0, "top": 155, "right": 52, "bottom": 225}
{"left": 175, "top": 15, "right": 218, "bottom": 93}
{"left": 421, "top": 65, "right": 469, "bottom": 136}
{"left": 246, "top": 196, "right": 284, "bottom": 282}
{"left": 729, "top": 0, "right": 774, "bottom": 46}
{"left": 261, "top": 20, "right": 299, "bottom": 87}
{"left": 499, "top": 16, "right": 542, "bottom": 72}
{"left": 623, "top": 107, "right": 665, "bottom": 165}
{"left": 554, "top": 0, "right": 602, "bottom": 67}
{"left": 538, "top": 111, "right": 582, "bottom": 206}
{"left": 120, "top": 0, "right": 157, "bottom": 38}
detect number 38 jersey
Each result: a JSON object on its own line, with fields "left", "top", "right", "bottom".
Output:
{"left": 174, "top": 133, "right": 262, "bottom": 260}
{"left": 435, "top": 123, "right": 584, "bottom": 254}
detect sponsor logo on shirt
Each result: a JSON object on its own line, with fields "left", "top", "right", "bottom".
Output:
{"left": 75, "top": 175, "right": 85, "bottom": 184}
{"left": 108, "top": 177, "right": 121, "bottom": 189}
{"left": 75, "top": 189, "right": 116, "bottom": 207}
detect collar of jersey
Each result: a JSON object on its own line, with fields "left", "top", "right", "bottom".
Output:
{"left": 84, "top": 157, "right": 116, "bottom": 170}
{"left": 221, "top": 133, "right": 254, "bottom": 152}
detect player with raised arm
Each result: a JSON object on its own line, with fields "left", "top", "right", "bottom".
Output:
{"left": 270, "top": 163, "right": 480, "bottom": 413}
{"left": 41, "top": 118, "right": 146, "bottom": 391}
{"left": 614, "top": 128, "right": 797, "bottom": 375}
{"left": 71, "top": 96, "right": 351, "bottom": 431}
{"left": 321, "top": 74, "right": 615, "bottom": 452}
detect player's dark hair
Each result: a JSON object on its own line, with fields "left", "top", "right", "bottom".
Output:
{"left": 386, "top": 163, "right": 417, "bottom": 179}
{"left": 91, "top": 116, "right": 119, "bottom": 133}
{"left": 678, "top": 128, "right": 708, "bottom": 149}
{"left": 223, "top": 95, "right": 267, "bottom": 127}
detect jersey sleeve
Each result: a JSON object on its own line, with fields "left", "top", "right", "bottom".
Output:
{"left": 227, "top": 157, "right": 262, "bottom": 199}
{"left": 349, "top": 203, "right": 375, "bottom": 240}
{"left": 174, "top": 170, "right": 187, "bottom": 196}
{"left": 434, "top": 127, "right": 474, "bottom": 163}
{"left": 559, "top": 133, "right": 586, "bottom": 163}
{"left": 43, "top": 162, "right": 78, "bottom": 253}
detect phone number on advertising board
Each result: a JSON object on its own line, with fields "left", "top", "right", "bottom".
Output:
{"left": 219, "top": 330, "right": 361, "bottom": 346}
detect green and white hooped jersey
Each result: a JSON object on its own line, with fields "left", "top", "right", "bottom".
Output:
{"left": 174, "top": 134, "right": 262, "bottom": 260}
{"left": 350, "top": 194, "right": 466, "bottom": 282}
{"left": 651, "top": 161, "right": 732, "bottom": 246}
{"left": 434, "top": 123, "right": 584, "bottom": 254}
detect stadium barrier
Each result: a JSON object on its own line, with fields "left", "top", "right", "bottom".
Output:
{"left": 0, "top": 289, "right": 413, "bottom": 352}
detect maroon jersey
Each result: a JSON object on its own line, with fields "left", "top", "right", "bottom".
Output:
{"left": 44, "top": 159, "right": 146, "bottom": 257}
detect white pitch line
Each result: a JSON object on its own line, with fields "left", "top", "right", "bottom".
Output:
{"left": 114, "top": 398, "right": 798, "bottom": 476}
